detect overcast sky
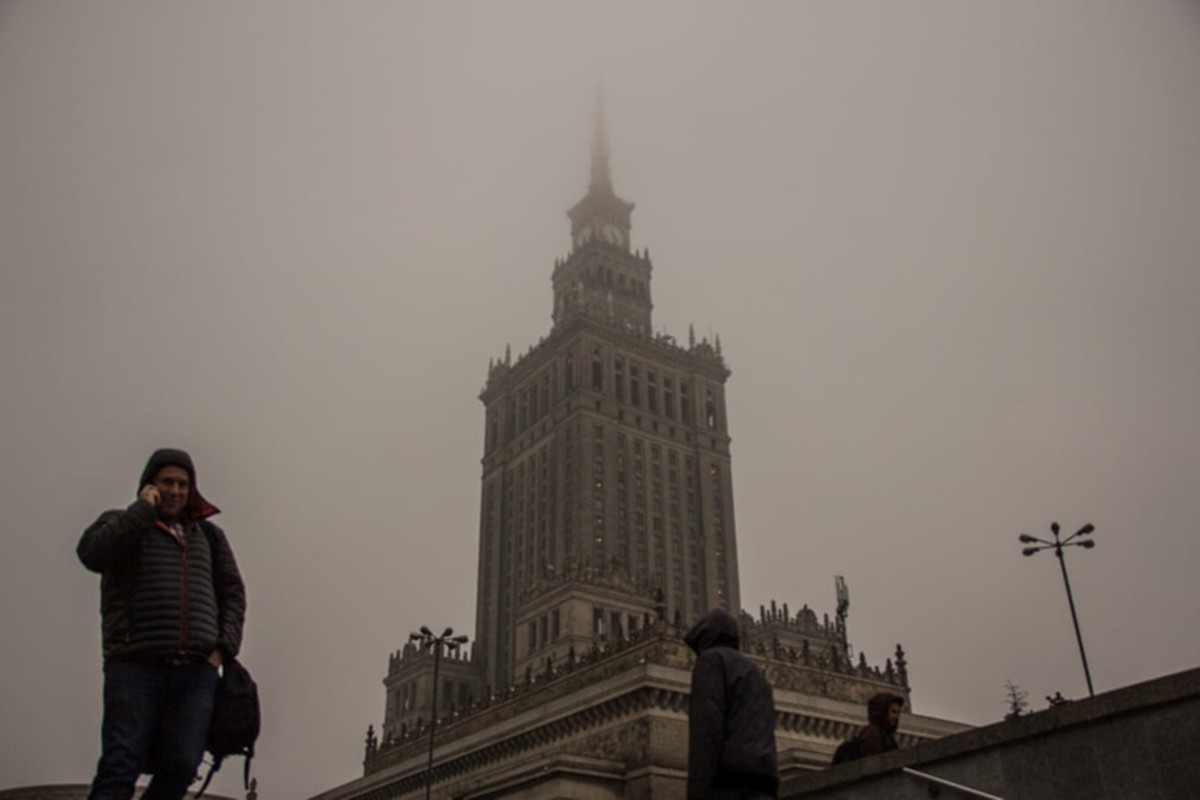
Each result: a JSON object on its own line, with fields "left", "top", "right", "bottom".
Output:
{"left": 3, "top": 2, "right": 1199, "bottom": 797}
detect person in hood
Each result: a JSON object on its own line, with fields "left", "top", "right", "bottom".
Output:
{"left": 856, "top": 692, "right": 904, "bottom": 757}
{"left": 684, "top": 608, "right": 779, "bottom": 800}
{"left": 78, "top": 448, "right": 247, "bottom": 800}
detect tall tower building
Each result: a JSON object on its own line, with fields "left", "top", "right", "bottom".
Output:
{"left": 474, "top": 105, "right": 738, "bottom": 691}
{"left": 327, "top": 107, "right": 969, "bottom": 800}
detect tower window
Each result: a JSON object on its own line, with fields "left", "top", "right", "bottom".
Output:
{"left": 592, "top": 348, "right": 603, "bottom": 390}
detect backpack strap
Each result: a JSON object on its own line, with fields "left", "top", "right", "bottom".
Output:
{"left": 197, "top": 518, "right": 217, "bottom": 555}
{"left": 193, "top": 757, "right": 222, "bottom": 799}
{"left": 197, "top": 518, "right": 229, "bottom": 656}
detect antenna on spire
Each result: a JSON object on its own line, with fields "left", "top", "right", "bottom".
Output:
{"left": 590, "top": 85, "right": 611, "bottom": 189}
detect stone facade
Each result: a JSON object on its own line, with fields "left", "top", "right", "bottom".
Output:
{"left": 317, "top": 615, "right": 964, "bottom": 800}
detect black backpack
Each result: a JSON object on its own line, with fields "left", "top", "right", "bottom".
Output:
{"left": 196, "top": 656, "right": 260, "bottom": 798}
{"left": 196, "top": 521, "right": 260, "bottom": 799}
{"left": 830, "top": 735, "right": 862, "bottom": 766}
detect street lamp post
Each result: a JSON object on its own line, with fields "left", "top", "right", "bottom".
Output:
{"left": 1018, "top": 522, "right": 1097, "bottom": 697}
{"left": 409, "top": 625, "right": 469, "bottom": 800}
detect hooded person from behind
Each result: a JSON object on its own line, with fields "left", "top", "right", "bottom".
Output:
{"left": 684, "top": 608, "right": 779, "bottom": 800}
{"left": 856, "top": 691, "right": 904, "bottom": 757}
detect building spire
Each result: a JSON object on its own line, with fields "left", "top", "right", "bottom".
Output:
{"left": 590, "top": 86, "right": 611, "bottom": 190}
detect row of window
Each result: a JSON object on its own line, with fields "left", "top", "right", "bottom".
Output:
{"left": 712, "top": 464, "right": 730, "bottom": 601}
{"left": 581, "top": 262, "right": 648, "bottom": 296}
{"left": 527, "top": 609, "right": 561, "bottom": 655}
{"left": 388, "top": 678, "right": 473, "bottom": 720}
{"left": 593, "top": 607, "right": 642, "bottom": 640}
{"left": 554, "top": 264, "right": 648, "bottom": 312}
{"left": 487, "top": 422, "right": 732, "bottom": 623}
{"left": 602, "top": 351, "right": 720, "bottom": 430}
{"left": 524, "top": 604, "right": 650, "bottom": 657}
{"left": 486, "top": 346, "right": 725, "bottom": 451}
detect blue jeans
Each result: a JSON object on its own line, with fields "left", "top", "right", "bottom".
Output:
{"left": 88, "top": 660, "right": 220, "bottom": 800}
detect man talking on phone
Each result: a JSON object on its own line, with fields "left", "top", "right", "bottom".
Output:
{"left": 78, "top": 448, "right": 246, "bottom": 800}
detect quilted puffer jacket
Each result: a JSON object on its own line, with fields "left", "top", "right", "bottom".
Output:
{"left": 77, "top": 450, "right": 245, "bottom": 663}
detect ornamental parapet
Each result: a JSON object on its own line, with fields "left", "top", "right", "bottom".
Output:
{"left": 365, "top": 617, "right": 690, "bottom": 775}
{"left": 482, "top": 315, "right": 728, "bottom": 400}
{"left": 387, "top": 640, "right": 478, "bottom": 679}
{"left": 364, "top": 608, "right": 908, "bottom": 776}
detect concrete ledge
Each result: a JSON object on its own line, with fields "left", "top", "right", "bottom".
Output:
{"left": 781, "top": 666, "right": 1200, "bottom": 798}
{"left": 0, "top": 787, "right": 237, "bottom": 800}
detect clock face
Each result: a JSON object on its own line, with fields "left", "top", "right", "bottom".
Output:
{"left": 574, "top": 226, "right": 593, "bottom": 247}
{"left": 601, "top": 223, "right": 624, "bottom": 245}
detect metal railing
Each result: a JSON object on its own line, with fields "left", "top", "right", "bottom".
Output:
{"left": 902, "top": 767, "right": 1006, "bottom": 799}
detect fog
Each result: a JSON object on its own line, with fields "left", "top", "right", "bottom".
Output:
{"left": 2, "top": 2, "right": 1199, "bottom": 798}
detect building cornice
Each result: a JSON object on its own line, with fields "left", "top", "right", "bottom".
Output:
{"left": 482, "top": 316, "right": 729, "bottom": 405}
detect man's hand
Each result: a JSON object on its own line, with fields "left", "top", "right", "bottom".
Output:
{"left": 139, "top": 484, "right": 161, "bottom": 507}
{"left": 207, "top": 649, "right": 224, "bottom": 669}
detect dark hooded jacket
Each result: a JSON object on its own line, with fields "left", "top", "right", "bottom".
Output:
{"left": 684, "top": 609, "right": 779, "bottom": 799}
{"left": 855, "top": 692, "right": 903, "bottom": 757}
{"left": 77, "top": 448, "right": 246, "bottom": 664}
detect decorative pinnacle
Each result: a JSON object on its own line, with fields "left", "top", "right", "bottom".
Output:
{"left": 590, "top": 86, "right": 611, "bottom": 190}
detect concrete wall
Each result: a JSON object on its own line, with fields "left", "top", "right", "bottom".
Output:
{"left": 781, "top": 667, "right": 1200, "bottom": 800}
{"left": 0, "top": 788, "right": 237, "bottom": 800}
